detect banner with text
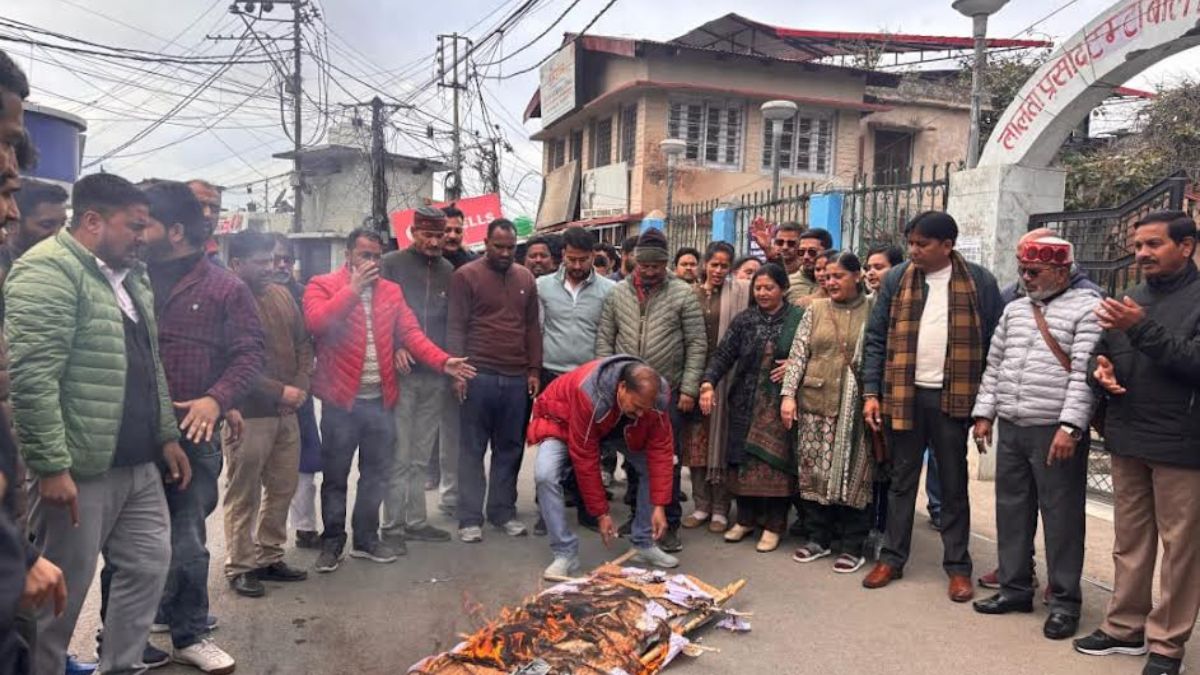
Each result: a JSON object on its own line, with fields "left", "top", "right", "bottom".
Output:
{"left": 390, "top": 193, "right": 503, "bottom": 249}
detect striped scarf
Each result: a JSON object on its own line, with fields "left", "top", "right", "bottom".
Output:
{"left": 884, "top": 252, "right": 984, "bottom": 431}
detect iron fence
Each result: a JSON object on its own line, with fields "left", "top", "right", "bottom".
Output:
{"left": 841, "top": 163, "right": 960, "bottom": 254}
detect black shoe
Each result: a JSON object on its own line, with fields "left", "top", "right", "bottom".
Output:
{"left": 659, "top": 528, "right": 683, "bottom": 553}
{"left": 229, "top": 573, "right": 266, "bottom": 598}
{"left": 295, "top": 529, "right": 320, "bottom": 549}
{"left": 381, "top": 532, "right": 410, "bottom": 555}
{"left": 254, "top": 561, "right": 308, "bottom": 582}
{"left": 929, "top": 513, "right": 944, "bottom": 531}
{"left": 1073, "top": 629, "right": 1149, "bottom": 656}
{"left": 1143, "top": 653, "right": 1184, "bottom": 675}
{"left": 143, "top": 644, "right": 170, "bottom": 669}
{"left": 533, "top": 516, "right": 548, "bottom": 537}
{"left": 972, "top": 593, "right": 1033, "bottom": 615}
{"left": 1043, "top": 613, "right": 1079, "bottom": 640}
{"left": 618, "top": 517, "right": 633, "bottom": 537}
{"left": 404, "top": 524, "right": 452, "bottom": 542}
{"left": 564, "top": 494, "right": 578, "bottom": 508}
{"left": 314, "top": 542, "right": 343, "bottom": 574}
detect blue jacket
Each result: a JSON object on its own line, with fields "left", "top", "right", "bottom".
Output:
{"left": 863, "top": 259, "right": 1004, "bottom": 397}
{"left": 537, "top": 267, "right": 615, "bottom": 374}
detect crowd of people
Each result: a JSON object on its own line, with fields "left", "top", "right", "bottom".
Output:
{"left": 0, "top": 49, "right": 1198, "bottom": 675}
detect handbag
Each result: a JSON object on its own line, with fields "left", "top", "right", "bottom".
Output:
{"left": 1030, "top": 302, "right": 1106, "bottom": 435}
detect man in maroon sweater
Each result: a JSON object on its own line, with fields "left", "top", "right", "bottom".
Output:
{"left": 447, "top": 219, "right": 542, "bottom": 543}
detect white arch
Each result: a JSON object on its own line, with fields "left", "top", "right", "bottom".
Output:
{"left": 980, "top": 0, "right": 1200, "bottom": 168}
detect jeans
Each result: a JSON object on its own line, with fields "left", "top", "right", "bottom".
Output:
{"left": 457, "top": 373, "right": 527, "bottom": 528}
{"left": 924, "top": 449, "right": 942, "bottom": 518}
{"left": 623, "top": 390, "right": 683, "bottom": 529}
{"left": 159, "top": 439, "right": 222, "bottom": 649}
{"left": 319, "top": 397, "right": 396, "bottom": 550}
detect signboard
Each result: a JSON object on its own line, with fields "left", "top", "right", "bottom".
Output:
{"left": 580, "top": 162, "right": 629, "bottom": 219}
{"left": 535, "top": 161, "right": 580, "bottom": 230}
{"left": 539, "top": 42, "right": 577, "bottom": 127}
{"left": 390, "top": 193, "right": 503, "bottom": 249}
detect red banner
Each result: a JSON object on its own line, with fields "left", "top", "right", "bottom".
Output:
{"left": 390, "top": 193, "right": 503, "bottom": 249}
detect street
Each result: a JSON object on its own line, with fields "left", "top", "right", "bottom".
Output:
{"left": 69, "top": 452, "right": 1199, "bottom": 675}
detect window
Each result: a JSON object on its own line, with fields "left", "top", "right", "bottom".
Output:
{"left": 667, "top": 99, "right": 743, "bottom": 168}
{"left": 620, "top": 105, "right": 637, "bottom": 167}
{"left": 761, "top": 110, "right": 835, "bottom": 175}
{"left": 570, "top": 129, "right": 584, "bottom": 163}
{"left": 549, "top": 138, "right": 566, "bottom": 170}
{"left": 590, "top": 117, "right": 613, "bottom": 168}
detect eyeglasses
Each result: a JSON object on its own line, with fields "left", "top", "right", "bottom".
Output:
{"left": 594, "top": 257, "right": 610, "bottom": 267}
{"left": 773, "top": 239, "right": 799, "bottom": 249}
{"left": 1018, "top": 267, "right": 1045, "bottom": 279}
{"left": 274, "top": 255, "right": 295, "bottom": 265}
{"left": 798, "top": 248, "right": 822, "bottom": 258}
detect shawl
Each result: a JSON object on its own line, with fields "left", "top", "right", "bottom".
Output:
{"left": 738, "top": 304, "right": 804, "bottom": 472}
{"left": 884, "top": 252, "right": 984, "bottom": 430}
{"left": 705, "top": 278, "right": 751, "bottom": 484}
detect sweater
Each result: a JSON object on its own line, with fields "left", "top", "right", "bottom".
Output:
{"left": 537, "top": 267, "right": 615, "bottom": 374}
{"left": 447, "top": 258, "right": 542, "bottom": 377}
{"left": 595, "top": 276, "right": 707, "bottom": 397}
{"left": 972, "top": 287, "right": 1103, "bottom": 430}
{"left": 243, "top": 284, "right": 314, "bottom": 418}
{"left": 380, "top": 248, "right": 453, "bottom": 375}
{"left": 5, "top": 230, "right": 179, "bottom": 477}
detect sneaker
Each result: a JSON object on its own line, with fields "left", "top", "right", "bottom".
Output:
{"left": 459, "top": 526, "right": 483, "bottom": 543}
{"left": 792, "top": 542, "right": 832, "bottom": 563}
{"left": 542, "top": 556, "right": 581, "bottom": 581}
{"left": 172, "top": 638, "right": 235, "bottom": 674}
{"left": 533, "top": 516, "right": 548, "bottom": 536}
{"left": 142, "top": 644, "right": 171, "bottom": 669}
{"left": 349, "top": 540, "right": 400, "bottom": 563}
{"left": 1073, "top": 629, "right": 1149, "bottom": 657}
{"left": 404, "top": 524, "right": 452, "bottom": 542}
{"left": 631, "top": 545, "right": 679, "bottom": 569}
{"left": 1143, "top": 653, "right": 1184, "bottom": 675}
{"left": 150, "top": 615, "right": 217, "bottom": 635}
{"left": 254, "top": 561, "right": 308, "bottom": 582}
{"left": 659, "top": 528, "right": 683, "bottom": 553}
{"left": 832, "top": 553, "right": 866, "bottom": 574}
{"left": 294, "top": 529, "right": 320, "bottom": 550}
{"left": 314, "top": 543, "right": 343, "bottom": 573}
{"left": 497, "top": 520, "right": 528, "bottom": 537}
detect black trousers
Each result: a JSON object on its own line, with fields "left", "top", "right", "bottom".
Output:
{"left": 881, "top": 388, "right": 973, "bottom": 577}
{"left": 803, "top": 500, "right": 873, "bottom": 555}
{"left": 995, "top": 420, "right": 1087, "bottom": 615}
{"left": 736, "top": 496, "right": 790, "bottom": 534}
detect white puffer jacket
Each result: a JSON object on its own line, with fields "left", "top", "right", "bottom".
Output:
{"left": 972, "top": 286, "right": 1103, "bottom": 430}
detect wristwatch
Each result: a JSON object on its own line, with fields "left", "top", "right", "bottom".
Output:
{"left": 1059, "top": 424, "right": 1083, "bottom": 441}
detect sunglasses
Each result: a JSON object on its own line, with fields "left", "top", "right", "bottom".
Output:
{"left": 1018, "top": 266, "right": 1047, "bottom": 279}
{"left": 594, "top": 257, "right": 610, "bottom": 267}
{"left": 799, "top": 248, "right": 822, "bottom": 258}
{"left": 274, "top": 255, "right": 295, "bottom": 265}
{"left": 773, "top": 239, "right": 799, "bottom": 249}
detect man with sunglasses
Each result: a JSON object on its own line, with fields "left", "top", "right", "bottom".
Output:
{"left": 749, "top": 220, "right": 831, "bottom": 304}
{"left": 970, "top": 236, "right": 1101, "bottom": 641}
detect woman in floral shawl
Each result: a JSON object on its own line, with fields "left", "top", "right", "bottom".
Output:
{"left": 781, "top": 251, "right": 876, "bottom": 573}
{"left": 698, "top": 263, "right": 803, "bottom": 553}
{"left": 681, "top": 241, "right": 749, "bottom": 534}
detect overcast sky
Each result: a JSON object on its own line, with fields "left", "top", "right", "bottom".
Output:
{"left": 5, "top": 0, "right": 1197, "bottom": 216}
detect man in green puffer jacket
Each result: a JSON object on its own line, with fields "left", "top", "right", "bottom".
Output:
{"left": 6, "top": 173, "right": 191, "bottom": 675}
{"left": 596, "top": 227, "right": 707, "bottom": 553}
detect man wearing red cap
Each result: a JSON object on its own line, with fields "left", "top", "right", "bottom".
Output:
{"left": 969, "top": 235, "right": 1102, "bottom": 641}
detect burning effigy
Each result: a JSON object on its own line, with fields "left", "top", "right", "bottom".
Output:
{"left": 408, "top": 559, "right": 748, "bottom": 675}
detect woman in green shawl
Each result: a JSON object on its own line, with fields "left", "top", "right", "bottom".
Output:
{"left": 698, "top": 263, "right": 803, "bottom": 553}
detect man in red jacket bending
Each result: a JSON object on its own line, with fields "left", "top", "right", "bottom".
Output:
{"left": 304, "top": 228, "right": 474, "bottom": 573}
{"left": 529, "top": 355, "right": 676, "bottom": 579}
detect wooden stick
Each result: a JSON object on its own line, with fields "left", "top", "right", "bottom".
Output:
{"left": 638, "top": 578, "right": 747, "bottom": 668}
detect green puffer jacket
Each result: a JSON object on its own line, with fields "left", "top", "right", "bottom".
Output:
{"left": 595, "top": 276, "right": 707, "bottom": 397}
{"left": 5, "top": 231, "right": 179, "bottom": 478}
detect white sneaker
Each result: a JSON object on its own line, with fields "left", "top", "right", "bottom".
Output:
{"left": 632, "top": 545, "right": 679, "bottom": 569}
{"left": 498, "top": 520, "right": 528, "bottom": 537}
{"left": 542, "top": 556, "right": 581, "bottom": 581}
{"left": 459, "top": 526, "right": 483, "bottom": 543}
{"left": 173, "top": 638, "right": 235, "bottom": 674}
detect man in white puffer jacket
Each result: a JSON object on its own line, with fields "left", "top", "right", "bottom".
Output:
{"left": 969, "top": 235, "right": 1102, "bottom": 642}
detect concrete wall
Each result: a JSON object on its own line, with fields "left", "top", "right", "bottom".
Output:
{"left": 861, "top": 101, "right": 970, "bottom": 179}
{"left": 302, "top": 160, "right": 434, "bottom": 234}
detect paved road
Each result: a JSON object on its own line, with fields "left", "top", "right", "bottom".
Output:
{"left": 68, "top": 453, "right": 1197, "bottom": 675}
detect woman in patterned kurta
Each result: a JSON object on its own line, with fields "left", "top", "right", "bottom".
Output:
{"left": 699, "top": 264, "right": 802, "bottom": 553}
{"left": 781, "top": 251, "right": 875, "bottom": 573}
{"left": 681, "top": 242, "right": 748, "bottom": 534}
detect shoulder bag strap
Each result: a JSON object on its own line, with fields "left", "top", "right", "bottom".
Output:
{"left": 1030, "top": 303, "right": 1071, "bottom": 372}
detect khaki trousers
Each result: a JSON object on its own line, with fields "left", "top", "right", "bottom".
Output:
{"left": 1102, "top": 455, "right": 1200, "bottom": 659}
{"left": 222, "top": 415, "right": 300, "bottom": 577}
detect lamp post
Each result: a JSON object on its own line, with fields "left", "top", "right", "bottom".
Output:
{"left": 953, "top": 0, "right": 1009, "bottom": 169}
{"left": 761, "top": 100, "right": 798, "bottom": 201}
{"left": 660, "top": 138, "right": 687, "bottom": 228}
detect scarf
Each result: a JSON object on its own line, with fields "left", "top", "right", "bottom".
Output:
{"left": 883, "top": 251, "right": 983, "bottom": 431}
{"left": 737, "top": 304, "right": 804, "bottom": 471}
{"left": 705, "top": 278, "right": 751, "bottom": 484}
{"left": 630, "top": 268, "right": 662, "bottom": 305}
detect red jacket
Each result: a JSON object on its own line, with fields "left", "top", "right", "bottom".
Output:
{"left": 304, "top": 267, "right": 449, "bottom": 411}
{"left": 527, "top": 356, "right": 674, "bottom": 518}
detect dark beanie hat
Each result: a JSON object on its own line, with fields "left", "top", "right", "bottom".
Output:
{"left": 635, "top": 228, "right": 669, "bottom": 263}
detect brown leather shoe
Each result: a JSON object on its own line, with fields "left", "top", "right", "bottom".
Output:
{"left": 948, "top": 575, "right": 974, "bottom": 603}
{"left": 862, "top": 562, "right": 902, "bottom": 589}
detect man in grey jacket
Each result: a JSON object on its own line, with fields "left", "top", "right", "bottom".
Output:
{"left": 969, "top": 235, "right": 1101, "bottom": 641}
{"left": 596, "top": 227, "right": 706, "bottom": 552}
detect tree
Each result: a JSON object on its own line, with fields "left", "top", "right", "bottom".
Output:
{"left": 959, "top": 48, "right": 1053, "bottom": 158}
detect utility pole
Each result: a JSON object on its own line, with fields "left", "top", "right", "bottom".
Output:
{"left": 437, "top": 33, "right": 472, "bottom": 201}
{"left": 342, "top": 97, "right": 410, "bottom": 235}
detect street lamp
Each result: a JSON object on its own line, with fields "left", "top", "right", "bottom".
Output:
{"left": 660, "top": 138, "right": 687, "bottom": 228}
{"left": 953, "top": 0, "right": 1009, "bottom": 169}
{"left": 761, "top": 100, "right": 798, "bottom": 201}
